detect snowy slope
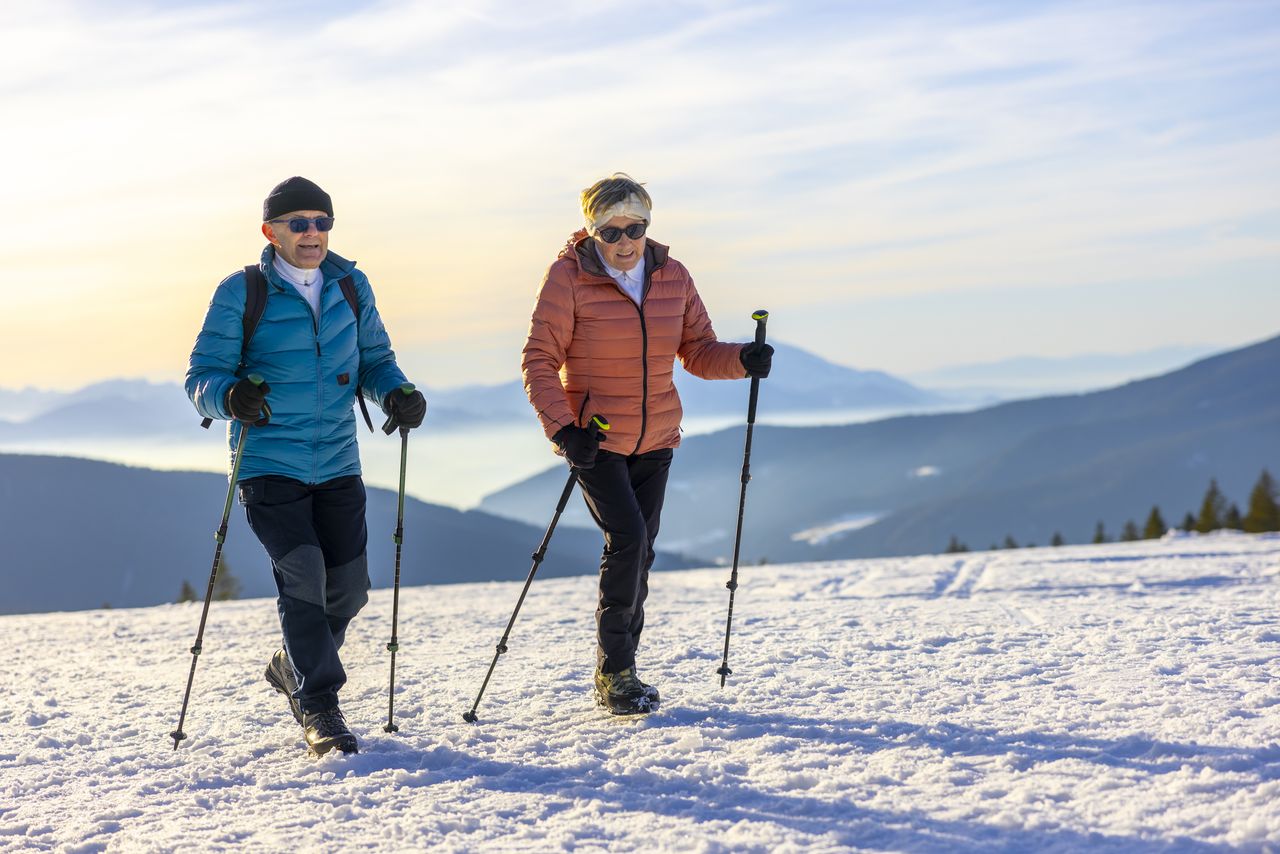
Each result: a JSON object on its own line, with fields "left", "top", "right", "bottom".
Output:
{"left": 3, "top": 533, "right": 1279, "bottom": 852}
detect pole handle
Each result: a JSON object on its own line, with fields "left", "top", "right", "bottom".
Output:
{"left": 751, "top": 310, "right": 769, "bottom": 346}
{"left": 205, "top": 373, "right": 270, "bottom": 429}
{"left": 246, "top": 373, "right": 272, "bottom": 425}
{"left": 588, "top": 414, "right": 611, "bottom": 443}
{"left": 382, "top": 382, "right": 418, "bottom": 435}
{"left": 746, "top": 310, "right": 768, "bottom": 425}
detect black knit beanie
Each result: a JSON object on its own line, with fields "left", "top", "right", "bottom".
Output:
{"left": 263, "top": 177, "right": 333, "bottom": 221}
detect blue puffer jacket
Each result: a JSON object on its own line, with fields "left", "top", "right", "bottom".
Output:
{"left": 186, "top": 246, "right": 409, "bottom": 484}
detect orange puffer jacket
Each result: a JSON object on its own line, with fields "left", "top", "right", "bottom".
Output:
{"left": 523, "top": 230, "right": 747, "bottom": 457}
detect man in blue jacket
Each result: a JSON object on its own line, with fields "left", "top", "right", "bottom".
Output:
{"left": 186, "top": 176, "right": 426, "bottom": 756}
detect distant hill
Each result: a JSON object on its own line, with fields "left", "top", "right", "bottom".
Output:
{"left": 0, "top": 379, "right": 195, "bottom": 439}
{"left": 0, "top": 455, "right": 694, "bottom": 616}
{"left": 0, "top": 342, "right": 938, "bottom": 440}
{"left": 0, "top": 386, "right": 66, "bottom": 422}
{"left": 480, "top": 333, "right": 1280, "bottom": 563}
{"left": 424, "top": 341, "right": 940, "bottom": 426}
{"left": 907, "top": 344, "right": 1219, "bottom": 395}
{"left": 674, "top": 341, "right": 938, "bottom": 414}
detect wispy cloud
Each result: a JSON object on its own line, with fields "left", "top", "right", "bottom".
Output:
{"left": 1, "top": 0, "right": 1277, "bottom": 384}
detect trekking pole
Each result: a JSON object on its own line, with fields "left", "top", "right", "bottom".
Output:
{"left": 171, "top": 374, "right": 267, "bottom": 749}
{"left": 381, "top": 383, "right": 416, "bottom": 734}
{"left": 717, "top": 310, "right": 769, "bottom": 687}
{"left": 463, "top": 415, "right": 610, "bottom": 724}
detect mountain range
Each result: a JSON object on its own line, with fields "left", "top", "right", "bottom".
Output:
{"left": 0, "top": 342, "right": 942, "bottom": 439}
{"left": 905, "top": 344, "right": 1220, "bottom": 394}
{"left": 480, "top": 333, "right": 1280, "bottom": 563}
{"left": 4, "top": 335, "right": 1273, "bottom": 614}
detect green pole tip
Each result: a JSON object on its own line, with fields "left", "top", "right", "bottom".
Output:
{"left": 248, "top": 373, "right": 265, "bottom": 386}
{"left": 590, "top": 415, "right": 611, "bottom": 431}
{"left": 751, "top": 310, "right": 769, "bottom": 322}
{"left": 399, "top": 383, "right": 415, "bottom": 395}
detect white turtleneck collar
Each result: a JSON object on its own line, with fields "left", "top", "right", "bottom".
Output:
{"left": 273, "top": 253, "right": 324, "bottom": 317}
{"left": 273, "top": 253, "right": 324, "bottom": 287}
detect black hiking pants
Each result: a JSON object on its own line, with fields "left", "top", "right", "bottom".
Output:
{"left": 575, "top": 447, "right": 673, "bottom": 674}
{"left": 239, "top": 474, "right": 370, "bottom": 714}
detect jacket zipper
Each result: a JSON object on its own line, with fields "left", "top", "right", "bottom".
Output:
{"left": 601, "top": 274, "right": 650, "bottom": 456}
{"left": 631, "top": 300, "right": 649, "bottom": 455}
{"left": 311, "top": 292, "right": 323, "bottom": 484}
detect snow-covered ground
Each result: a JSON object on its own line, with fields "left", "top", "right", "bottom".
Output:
{"left": 3, "top": 533, "right": 1279, "bottom": 852}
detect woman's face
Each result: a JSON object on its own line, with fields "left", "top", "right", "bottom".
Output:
{"left": 593, "top": 215, "right": 646, "bottom": 272}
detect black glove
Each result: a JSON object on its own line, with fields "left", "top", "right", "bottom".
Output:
{"left": 226, "top": 378, "right": 271, "bottom": 425}
{"left": 553, "top": 424, "right": 600, "bottom": 470}
{"left": 739, "top": 342, "right": 774, "bottom": 378}
{"left": 383, "top": 388, "right": 426, "bottom": 430}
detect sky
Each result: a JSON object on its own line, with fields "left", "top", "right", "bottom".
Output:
{"left": 2, "top": 0, "right": 1278, "bottom": 390}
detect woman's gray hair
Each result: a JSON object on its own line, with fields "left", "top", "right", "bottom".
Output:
{"left": 581, "top": 173, "right": 653, "bottom": 231}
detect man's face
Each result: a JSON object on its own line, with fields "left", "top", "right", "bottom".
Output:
{"left": 262, "top": 209, "right": 330, "bottom": 269}
{"left": 593, "top": 215, "right": 646, "bottom": 272}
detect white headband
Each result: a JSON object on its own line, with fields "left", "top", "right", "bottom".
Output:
{"left": 586, "top": 194, "right": 652, "bottom": 233}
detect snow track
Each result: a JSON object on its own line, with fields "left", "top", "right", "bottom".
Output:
{"left": 2, "top": 532, "right": 1279, "bottom": 852}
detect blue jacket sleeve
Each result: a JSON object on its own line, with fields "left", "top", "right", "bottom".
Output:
{"left": 185, "top": 273, "right": 246, "bottom": 422}
{"left": 351, "top": 271, "right": 410, "bottom": 409}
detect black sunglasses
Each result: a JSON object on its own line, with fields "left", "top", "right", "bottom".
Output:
{"left": 596, "top": 222, "right": 647, "bottom": 244}
{"left": 269, "top": 216, "right": 335, "bottom": 233}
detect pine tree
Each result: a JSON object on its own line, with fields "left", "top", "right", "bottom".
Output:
{"left": 1051, "top": 531, "right": 1065, "bottom": 547}
{"left": 1195, "top": 478, "right": 1227, "bottom": 533}
{"left": 1092, "top": 521, "right": 1107, "bottom": 544}
{"left": 1003, "top": 534, "right": 1019, "bottom": 549}
{"left": 1121, "top": 520, "right": 1140, "bottom": 541}
{"left": 945, "top": 535, "right": 969, "bottom": 553}
{"left": 177, "top": 581, "right": 197, "bottom": 603}
{"left": 1142, "top": 506, "right": 1166, "bottom": 540}
{"left": 1180, "top": 512, "right": 1196, "bottom": 532}
{"left": 213, "top": 558, "right": 242, "bottom": 601}
{"left": 1224, "top": 504, "right": 1243, "bottom": 530}
{"left": 1243, "top": 469, "right": 1280, "bottom": 533}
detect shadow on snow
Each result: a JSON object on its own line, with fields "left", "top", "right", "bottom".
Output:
{"left": 322, "top": 705, "right": 1276, "bottom": 853}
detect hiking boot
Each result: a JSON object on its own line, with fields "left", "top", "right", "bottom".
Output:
{"left": 303, "top": 707, "right": 359, "bottom": 756}
{"left": 594, "top": 667, "right": 654, "bottom": 716}
{"left": 264, "top": 648, "right": 303, "bottom": 726}
{"left": 632, "top": 666, "right": 660, "bottom": 706}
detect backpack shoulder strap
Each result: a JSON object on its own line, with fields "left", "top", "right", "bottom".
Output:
{"left": 337, "top": 274, "right": 375, "bottom": 433}
{"left": 201, "top": 265, "right": 269, "bottom": 430}
{"left": 337, "top": 275, "right": 358, "bottom": 320}
{"left": 242, "top": 264, "right": 268, "bottom": 353}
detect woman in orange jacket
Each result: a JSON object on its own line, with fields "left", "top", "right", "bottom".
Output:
{"left": 522, "top": 173, "right": 773, "bottom": 715}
